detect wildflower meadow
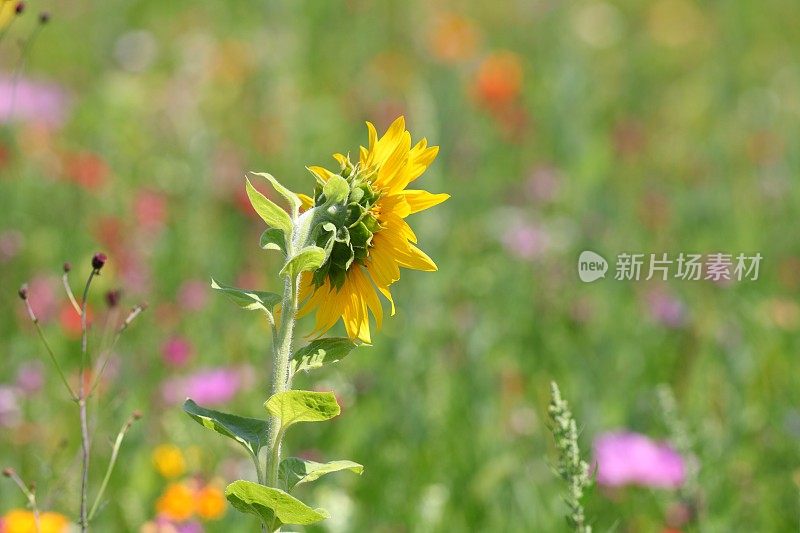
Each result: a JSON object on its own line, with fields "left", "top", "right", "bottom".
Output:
{"left": 2, "top": 1, "right": 800, "bottom": 531}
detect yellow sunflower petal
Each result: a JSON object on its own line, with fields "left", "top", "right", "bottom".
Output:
{"left": 333, "top": 153, "right": 348, "bottom": 167}
{"left": 401, "top": 190, "right": 450, "bottom": 214}
{"left": 378, "top": 285, "right": 395, "bottom": 316}
{"left": 307, "top": 165, "right": 337, "bottom": 182}
{"left": 353, "top": 266, "right": 383, "bottom": 330}
{"left": 298, "top": 193, "right": 314, "bottom": 211}
{"left": 371, "top": 117, "right": 407, "bottom": 169}
{"left": 365, "top": 242, "right": 401, "bottom": 288}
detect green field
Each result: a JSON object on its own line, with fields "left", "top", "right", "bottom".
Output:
{"left": 2, "top": 1, "right": 800, "bottom": 531}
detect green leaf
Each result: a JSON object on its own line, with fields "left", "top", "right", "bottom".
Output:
{"left": 265, "top": 390, "right": 340, "bottom": 433}
{"left": 245, "top": 177, "right": 293, "bottom": 233}
{"left": 210, "top": 278, "right": 281, "bottom": 313}
{"left": 251, "top": 172, "right": 301, "bottom": 218}
{"left": 291, "top": 337, "right": 359, "bottom": 375}
{"left": 182, "top": 399, "right": 270, "bottom": 457}
{"left": 260, "top": 228, "right": 287, "bottom": 254}
{"left": 225, "top": 480, "right": 328, "bottom": 531}
{"left": 279, "top": 458, "right": 363, "bottom": 492}
{"left": 322, "top": 175, "right": 350, "bottom": 204}
{"left": 280, "top": 246, "right": 326, "bottom": 278}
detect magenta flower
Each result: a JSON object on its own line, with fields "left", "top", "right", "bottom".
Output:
{"left": 646, "top": 289, "right": 686, "bottom": 328}
{"left": 593, "top": 431, "right": 685, "bottom": 488}
{"left": 162, "top": 337, "right": 193, "bottom": 367}
{"left": 178, "top": 280, "right": 208, "bottom": 311}
{"left": 23, "top": 274, "right": 58, "bottom": 323}
{"left": 0, "top": 75, "right": 68, "bottom": 127}
{"left": 0, "top": 229, "right": 23, "bottom": 264}
{"left": 150, "top": 516, "right": 204, "bottom": 533}
{"left": 162, "top": 368, "right": 242, "bottom": 406}
{"left": 16, "top": 361, "right": 44, "bottom": 395}
{"left": 502, "top": 221, "right": 552, "bottom": 261}
{"left": 525, "top": 165, "right": 562, "bottom": 204}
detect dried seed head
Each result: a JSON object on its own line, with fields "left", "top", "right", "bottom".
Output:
{"left": 18, "top": 284, "right": 28, "bottom": 300}
{"left": 63, "top": 261, "right": 72, "bottom": 273}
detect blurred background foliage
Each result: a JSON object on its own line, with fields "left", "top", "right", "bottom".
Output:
{"left": 1, "top": 0, "right": 800, "bottom": 531}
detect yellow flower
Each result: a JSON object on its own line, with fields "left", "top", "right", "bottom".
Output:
{"left": 3, "top": 509, "right": 69, "bottom": 533}
{"left": 152, "top": 444, "right": 186, "bottom": 479}
{"left": 298, "top": 116, "right": 448, "bottom": 343}
{"left": 155, "top": 483, "right": 195, "bottom": 522}
{"left": 196, "top": 484, "right": 226, "bottom": 520}
{"left": 0, "top": 0, "right": 16, "bottom": 29}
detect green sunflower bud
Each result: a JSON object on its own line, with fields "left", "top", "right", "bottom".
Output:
{"left": 301, "top": 156, "right": 382, "bottom": 290}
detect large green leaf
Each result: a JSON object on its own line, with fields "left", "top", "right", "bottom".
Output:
{"left": 290, "top": 337, "right": 359, "bottom": 376}
{"left": 250, "top": 172, "right": 302, "bottom": 218}
{"left": 225, "top": 480, "right": 328, "bottom": 531}
{"left": 279, "top": 458, "right": 363, "bottom": 492}
{"left": 183, "top": 399, "right": 269, "bottom": 457}
{"left": 210, "top": 278, "right": 281, "bottom": 314}
{"left": 280, "top": 246, "right": 326, "bottom": 278}
{"left": 264, "top": 390, "right": 340, "bottom": 433}
{"left": 245, "top": 177, "right": 293, "bottom": 233}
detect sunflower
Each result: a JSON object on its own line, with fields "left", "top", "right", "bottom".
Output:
{"left": 297, "top": 116, "right": 448, "bottom": 343}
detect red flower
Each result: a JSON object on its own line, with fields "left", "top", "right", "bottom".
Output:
{"left": 63, "top": 151, "right": 109, "bottom": 190}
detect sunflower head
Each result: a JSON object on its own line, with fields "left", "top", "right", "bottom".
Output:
{"left": 295, "top": 116, "right": 449, "bottom": 343}
{"left": 305, "top": 155, "right": 384, "bottom": 291}
{"left": 243, "top": 117, "right": 447, "bottom": 343}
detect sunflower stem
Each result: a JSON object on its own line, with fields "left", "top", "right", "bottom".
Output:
{"left": 265, "top": 272, "right": 300, "bottom": 492}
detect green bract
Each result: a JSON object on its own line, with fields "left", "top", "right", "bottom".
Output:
{"left": 305, "top": 160, "right": 383, "bottom": 290}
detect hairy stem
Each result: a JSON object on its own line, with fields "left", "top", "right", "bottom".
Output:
{"left": 265, "top": 274, "right": 299, "bottom": 490}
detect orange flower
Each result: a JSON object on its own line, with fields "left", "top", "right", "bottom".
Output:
{"left": 428, "top": 13, "right": 480, "bottom": 63}
{"left": 473, "top": 51, "right": 524, "bottom": 109}
{"left": 196, "top": 484, "right": 226, "bottom": 520}
{"left": 156, "top": 483, "right": 195, "bottom": 522}
{"left": 2, "top": 509, "right": 69, "bottom": 533}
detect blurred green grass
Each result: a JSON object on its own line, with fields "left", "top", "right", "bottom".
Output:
{"left": 2, "top": 0, "right": 800, "bottom": 531}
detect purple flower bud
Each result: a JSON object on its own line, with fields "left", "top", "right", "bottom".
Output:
{"left": 15, "top": 2, "right": 24, "bottom": 14}
{"left": 18, "top": 284, "right": 28, "bottom": 300}
{"left": 105, "top": 289, "right": 121, "bottom": 308}
{"left": 91, "top": 252, "right": 107, "bottom": 271}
